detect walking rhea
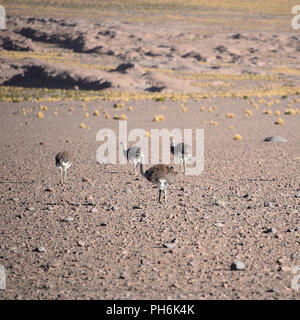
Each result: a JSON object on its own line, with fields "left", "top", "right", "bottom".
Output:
{"left": 55, "top": 151, "right": 72, "bottom": 183}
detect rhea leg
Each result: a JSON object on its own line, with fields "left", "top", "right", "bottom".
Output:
{"left": 64, "top": 168, "right": 67, "bottom": 182}
{"left": 158, "top": 189, "right": 162, "bottom": 203}
{"left": 59, "top": 167, "right": 63, "bottom": 184}
{"left": 133, "top": 161, "right": 138, "bottom": 175}
{"left": 183, "top": 158, "right": 186, "bottom": 174}
{"left": 164, "top": 188, "right": 167, "bottom": 205}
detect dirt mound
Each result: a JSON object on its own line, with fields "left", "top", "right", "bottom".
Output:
{"left": 3, "top": 60, "right": 113, "bottom": 90}
{"left": 0, "top": 30, "right": 40, "bottom": 51}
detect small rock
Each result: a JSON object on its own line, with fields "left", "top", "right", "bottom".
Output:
{"left": 45, "top": 187, "right": 54, "bottom": 192}
{"left": 26, "top": 207, "right": 35, "bottom": 212}
{"left": 86, "top": 195, "right": 93, "bottom": 202}
{"left": 214, "top": 199, "right": 226, "bottom": 208}
{"left": 132, "top": 205, "right": 142, "bottom": 209}
{"left": 231, "top": 261, "right": 245, "bottom": 270}
{"left": 61, "top": 216, "right": 74, "bottom": 222}
{"left": 280, "top": 266, "right": 291, "bottom": 272}
{"left": 265, "top": 227, "right": 277, "bottom": 234}
{"left": 111, "top": 205, "right": 118, "bottom": 211}
{"left": 213, "top": 222, "right": 224, "bottom": 227}
{"left": 163, "top": 238, "right": 177, "bottom": 249}
{"left": 264, "top": 136, "right": 287, "bottom": 143}
{"left": 119, "top": 271, "right": 128, "bottom": 279}
{"left": 163, "top": 242, "right": 176, "bottom": 249}
{"left": 77, "top": 240, "right": 85, "bottom": 247}
{"left": 264, "top": 201, "right": 272, "bottom": 208}
{"left": 35, "top": 246, "right": 45, "bottom": 253}
{"left": 90, "top": 207, "right": 98, "bottom": 213}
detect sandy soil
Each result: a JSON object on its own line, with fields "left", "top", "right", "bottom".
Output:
{"left": 0, "top": 96, "right": 299, "bottom": 300}
{"left": 0, "top": 2, "right": 300, "bottom": 300}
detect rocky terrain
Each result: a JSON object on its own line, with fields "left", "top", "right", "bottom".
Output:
{"left": 0, "top": 2, "right": 299, "bottom": 300}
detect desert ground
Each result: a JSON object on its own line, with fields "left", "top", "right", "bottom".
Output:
{"left": 0, "top": 1, "right": 299, "bottom": 300}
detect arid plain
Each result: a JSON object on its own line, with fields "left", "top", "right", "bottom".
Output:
{"left": 0, "top": 1, "right": 299, "bottom": 299}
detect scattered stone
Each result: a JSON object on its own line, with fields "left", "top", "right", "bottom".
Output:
{"left": 86, "top": 195, "right": 93, "bottom": 202}
{"left": 77, "top": 240, "right": 86, "bottom": 247}
{"left": 163, "top": 239, "right": 177, "bottom": 249}
{"left": 279, "top": 265, "right": 291, "bottom": 272}
{"left": 264, "top": 136, "right": 287, "bottom": 143}
{"left": 119, "top": 271, "right": 128, "bottom": 279}
{"left": 60, "top": 216, "right": 74, "bottom": 222}
{"left": 213, "top": 199, "right": 226, "bottom": 208}
{"left": 111, "top": 205, "right": 118, "bottom": 211}
{"left": 90, "top": 207, "right": 98, "bottom": 213}
{"left": 264, "top": 201, "right": 272, "bottom": 208}
{"left": 26, "top": 207, "right": 35, "bottom": 212}
{"left": 45, "top": 187, "right": 54, "bottom": 192}
{"left": 35, "top": 246, "right": 45, "bottom": 253}
{"left": 264, "top": 227, "right": 277, "bottom": 234}
{"left": 213, "top": 222, "right": 224, "bottom": 227}
{"left": 231, "top": 261, "right": 245, "bottom": 270}
{"left": 132, "top": 205, "right": 142, "bottom": 209}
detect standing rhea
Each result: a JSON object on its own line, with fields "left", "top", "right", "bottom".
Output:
{"left": 140, "top": 163, "right": 177, "bottom": 205}
{"left": 120, "top": 142, "right": 144, "bottom": 175}
{"left": 170, "top": 136, "right": 192, "bottom": 174}
{"left": 55, "top": 151, "right": 72, "bottom": 183}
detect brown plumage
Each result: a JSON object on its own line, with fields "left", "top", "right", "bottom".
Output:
{"left": 140, "top": 163, "right": 177, "bottom": 204}
{"left": 55, "top": 151, "right": 72, "bottom": 183}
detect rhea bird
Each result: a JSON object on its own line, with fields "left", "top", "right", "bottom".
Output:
{"left": 55, "top": 151, "right": 72, "bottom": 183}
{"left": 170, "top": 136, "right": 192, "bottom": 174}
{"left": 120, "top": 142, "right": 144, "bottom": 174}
{"left": 139, "top": 163, "right": 177, "bottom": 205}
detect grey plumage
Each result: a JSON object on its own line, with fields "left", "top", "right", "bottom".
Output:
{"left": 120, "top": 142, "right": 144, "bottom": 174}
{"left": 140, "top": 163, "right": 177, "bottom": 204}
{"left": 55, "top": 151, "right": 72, "bottom": 183}
{"left": 170, "top": 137, "right": 192, "bottom": 174}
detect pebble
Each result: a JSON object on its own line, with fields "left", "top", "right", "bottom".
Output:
{"left": 265, "top": 227, "right": 277, "bottom": 234}
{"left": 231, "top": 261, "right": 245, "bottom": 270}
{"left": 280, "top": 266, "right": 291, "bottom": 272}
{"left": 214, "top": 199, "right": 226, "bottom": 208}
{"left": 163, "top": 242, "right": 176, "bottom": 249}
{"left": 132, "top": 205, "right": 142, "bottom": 209}
{"left": 61, "top": 216, "right": 74, "bottom": 222}
{"left": 86, "top": 195, "right": 93, "bottom": 202}
{"left": 26, "top": 207, "right": 35, "bottom": 212}
{"left": 35, "top": 246, "right": 45, "bottom": 253}
{"left": 90, "top": 207, "right": 98, "bottom": 213}
{"left": 264, "top": 136, "right": 287, "bottom": 143}
{"left": 264, "top": 201, "right": 272, "bottom": 208}
{"left": 213, "top": 222, "right": 224, "bottom": 227}
{"left": 77, "top": 240, "right": 86, "bottom": 247}
{"left": 111, "top": 205, "right": 118, "bottom": 211}
{"left": 163, "top": 239, "right": 177, "bottom": 249}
